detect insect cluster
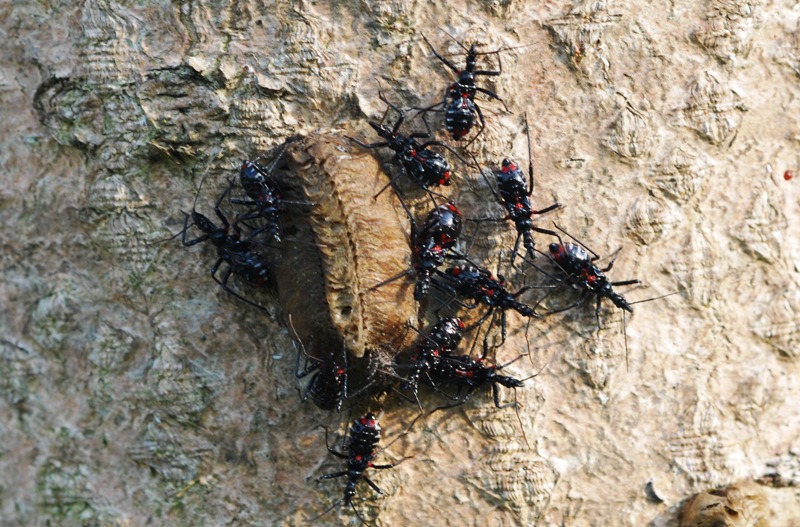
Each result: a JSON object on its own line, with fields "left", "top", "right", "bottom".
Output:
{"left": 176, "top": 33, "right": 667, "bottom": 525}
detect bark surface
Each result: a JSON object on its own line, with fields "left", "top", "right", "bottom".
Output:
{"left": 1, "top": 1, "right": 799, "bottom": 526}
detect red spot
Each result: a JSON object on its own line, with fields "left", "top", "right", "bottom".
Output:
{"left": 456, "top": 319, "right": 465, "bottom": 329}
{"left": 409, "top": 149, "right": 417, "bottom": 157}
{"left": 337, "top": 368, "right": 345, "bottom": 375}
{"left": 452, "top": 267, "right": 462, "bottom": 276}
{"left": 355, "top": 455, "right": 362, "bottom": 461}
{"left": 501, "top": 165, "right": 509, "bottom": 173}
{"left": 785, "top": 170, "right": 794, "bottom": 181}
{"left": 509, "top": 163, "right": 517, "bottom": 172}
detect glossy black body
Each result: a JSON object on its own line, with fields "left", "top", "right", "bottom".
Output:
{"left": 548, "top": 242, "right": 636, "bottom": 314}
{"left": 412, "top": 202, "right": 463, "bottom": 299}
{"left": 181, "top": 186, "right": 270, "bottom": 309}
{"left": 350, "top": 93, "right": 457, "bottom": 190}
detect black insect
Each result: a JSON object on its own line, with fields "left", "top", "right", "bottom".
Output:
{"left": 434, "top": 263, "right": 541, "bottom": 347}
{"left": 542, "top": 229, "right": 640, "bottom": 322}
{"left": 290, "top": 316, "right": 349, "bottom": 412}
{"left": 412, "top": 201, "right": 464, "bottom": 300}
{"left": 540, "top": 227, "right": 684, "bottom": 370}
{"left": 473, "top": 115, "right": 561, "bottom": 265}
{"left": 397, "top": 317, "right": 465, "bottom": 406}
{"left": 312, "top": 413, "right": 415, "bottom": 525}
{"left": 230, "top": 138, "right": 310, "bottom": 242}
{"left": 296, "top": 349, "right": 347, "bottom": 412}
{"left": 429, "top": 343, "right": 551, "bottom": 447}
{"left": 368, "top": 201, "right": 464, "bottom": 301}
{"left": 349, "top": 92, "right": 463, "bottom": 192}
{"left": 418, "top": 34, "right": 510, "bottom": 146}
{"left": 180, "top": 184, "right": 270, "bottom": 311}
{"left": 432, "top": 353, "right": 526, "bottom": 409}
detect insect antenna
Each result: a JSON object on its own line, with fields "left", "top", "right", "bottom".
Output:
{"left": 289, "top": 314, "right": 318, "bottom": 378}
{"left": 146, "top": 222, "right": 189, "bottom": 246}
{"left": 514, "top": 341, "right": 558, "bottom": 447}
{"left": 621, "top": 288, "right": 686, "bottom": 371}
{"left": 435, "top": 27, "right": 471, "bottom": 54}
{"left": 524, "top": 112, "right": 535, "bottom": 196}
{"left": 471, "top": 37, "right": 536, "bottom": 57}
{"left": 372, "top": 411, "right": 423, "bottom": 459}
{"left": 524, "top": 317, "right": 535, "bottom": 365}
{"left": 435, "top": 26, "right": 534, "bottom": 57}
{"left": 147, "top": 164, "right": 215, "bottom": 246}
{"left": 623, "top": 311, "right": 630, "bottom": 372}
{"left": 509, "top": 387, "right": 532, "bottom": 450}
{"left": 627, "top": 289, "right": 685, "bottom": 306}
{"left": 244, "top": 134, "right": 301, "bottom": 168}
{"left": 519, "top": 254, "right": 564, "bottom": 282}
{"left": 305, "top": 497, "right": 344, "bottom": 524}
{"left": 351, "top": 500, "right": 370, "bottom": 526}
{"left": 552, "top": 222, "right": 602, "bottom": 260}
{"left": 470, "top": 152, "right": 503, "bottom": 204}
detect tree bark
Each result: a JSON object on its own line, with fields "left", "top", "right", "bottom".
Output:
{"left": 2, "top": 1, "right": 799, "bottom": 526}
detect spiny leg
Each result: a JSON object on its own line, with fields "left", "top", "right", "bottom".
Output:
{"left": 346, "top": 136, "right": 390, "bottom": 150}
{"left": 363, "top": 477, "right": 384, "bottom": 495}
{"left": 475, "top": 86, "right": 509, "bottom": 112}
{"left": 422, "top": 34, "right": 460, "bottom": 73}
{"left": 463, "top": 103, "right": 486, "bottom": 149}
{"left": 212, "top": 261, "right": 268, "bottom": 312}
{"left": 543, "top": 289, "right": 591, "bottom": 316}
{"left": 319, "top": 471, "right": 348, "bottom": 481}
{"left": 378, "top": 91, "right": 406, "bottom": 134}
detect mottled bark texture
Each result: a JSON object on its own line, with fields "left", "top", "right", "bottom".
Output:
{"left": 2, "top": 1, "right": 800, "bottom": 526}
